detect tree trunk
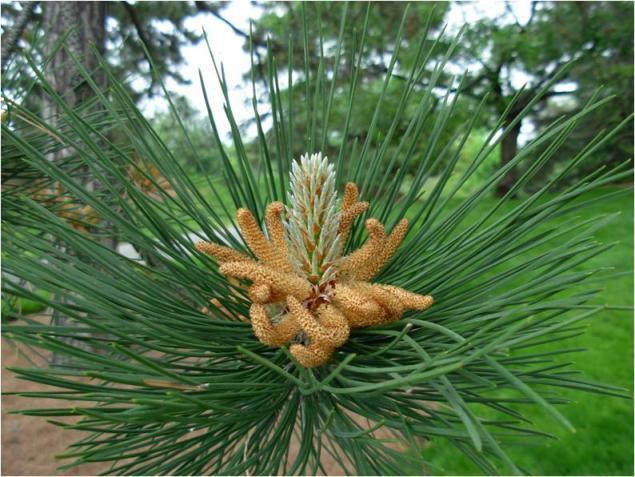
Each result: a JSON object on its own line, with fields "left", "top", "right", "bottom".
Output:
{"left": 495, "top": 118, "right": 522, "bottom": 197}
{"left": 42, "top": 1, "right": 106, "bottom": 120}
{"left": 41, "top": 2, "right": 109, "bottom": 365}
{"left": 0, "top": 1, "right": 37, "bottom": 74}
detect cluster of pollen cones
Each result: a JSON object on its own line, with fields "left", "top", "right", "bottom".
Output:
{"left": 196, "top": 155, "right": 433, "bottom": 367}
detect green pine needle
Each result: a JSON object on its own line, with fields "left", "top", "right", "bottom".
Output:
{"left": 2, "top": 6, "right": 632, "bottom": 476}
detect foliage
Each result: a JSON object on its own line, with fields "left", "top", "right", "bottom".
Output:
{"left": 444, "top": 129, "right": 501, "bottom": 198}
{"left": 2, "top": 5, "right": 633, "bottom": 475}
{"left": 148, "top": 95, "right": 224, "bottom": 174}
{"left": 444, "top": 1, "right": 634, "bottom": 189}
{"left": 528, "top": 1, "right": 634, "bottom": 187}
{"left": 0, "top": 1, "right": 225, "bottom": 102}
{"left": 246, "top": 1, "right": 634, "bottom": 193}
{"left": 247, "top": 1, "right": 469, "bottom": 185}
{"left": 2, "top": 288, "right": 50, "bottom": 320}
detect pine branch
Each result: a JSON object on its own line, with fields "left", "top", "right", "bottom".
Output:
{"left": 194, "top": 1, "right": 256, "bottom": 44}
{"left": 120, "top": 1, "right": 157, "bottom": 92}
{"left": 1, "top": 5, "right": 631, "bottom": 475}
{"left": 193, "top": 1, "right": 270, "bottom": 84}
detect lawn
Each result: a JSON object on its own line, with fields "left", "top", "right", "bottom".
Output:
{"left": 422, "top": 186, "right": 634, "bottom": 475}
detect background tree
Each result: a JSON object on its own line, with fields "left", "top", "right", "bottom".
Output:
{"left": 244, "top": 2, "right": 468, "bottom": 192}
{"left": 150, "top": 94, "right": 224, "bottom": 174}
{"left": 242, "top": 1, "right": 633, "bottom": 196}
{"left": 1, "top": 0, "right": 229, "bottom": 361}
{"left": 428, "top": 1, "right": 634, "bottom": 194}
{"left": 1, "top": 1, "right": 226, "bottom": 103}
{"left": 529, "top": 1, "right": 634, "bottom": 188}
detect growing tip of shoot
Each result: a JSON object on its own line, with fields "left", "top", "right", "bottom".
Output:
{"left": 285, "top": 152, "right": 342, "bottom": 285}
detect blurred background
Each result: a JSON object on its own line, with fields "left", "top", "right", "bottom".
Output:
{"left": 2, "top": 1, "right": 633, "bottom": 195}
{"left": 1, "top": 1, "right": 633, "bottom": 475}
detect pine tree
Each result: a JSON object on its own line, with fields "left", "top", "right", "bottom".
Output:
{"left": 2, "top": 5, "right": 632, "bottom": 475}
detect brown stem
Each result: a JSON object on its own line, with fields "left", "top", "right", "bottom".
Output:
{"left": 496, "top": 118, "right": 522, "bottom": 197}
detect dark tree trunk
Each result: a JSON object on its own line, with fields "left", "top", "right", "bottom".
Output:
{"left": 495, "top": 118, "right": 522, "bottom": 197}
{"left": 42, "top": 1, "right": 107, "bottom": 120}
{"left": 0, "top": 1, "right": 38, "bottom": 74}
{"left": 41, "top": 2, "right": 109, "bottom": 365}
{"left": 43, "top": 1, "right": 110, "bottom": 211}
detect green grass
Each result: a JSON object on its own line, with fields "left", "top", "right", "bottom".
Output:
{"left": 423, "top": 186, "right": 634, "bottom": 476}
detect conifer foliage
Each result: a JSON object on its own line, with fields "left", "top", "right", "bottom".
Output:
{"left": 2, "top": 5, "right": 632, "bottom": 475}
